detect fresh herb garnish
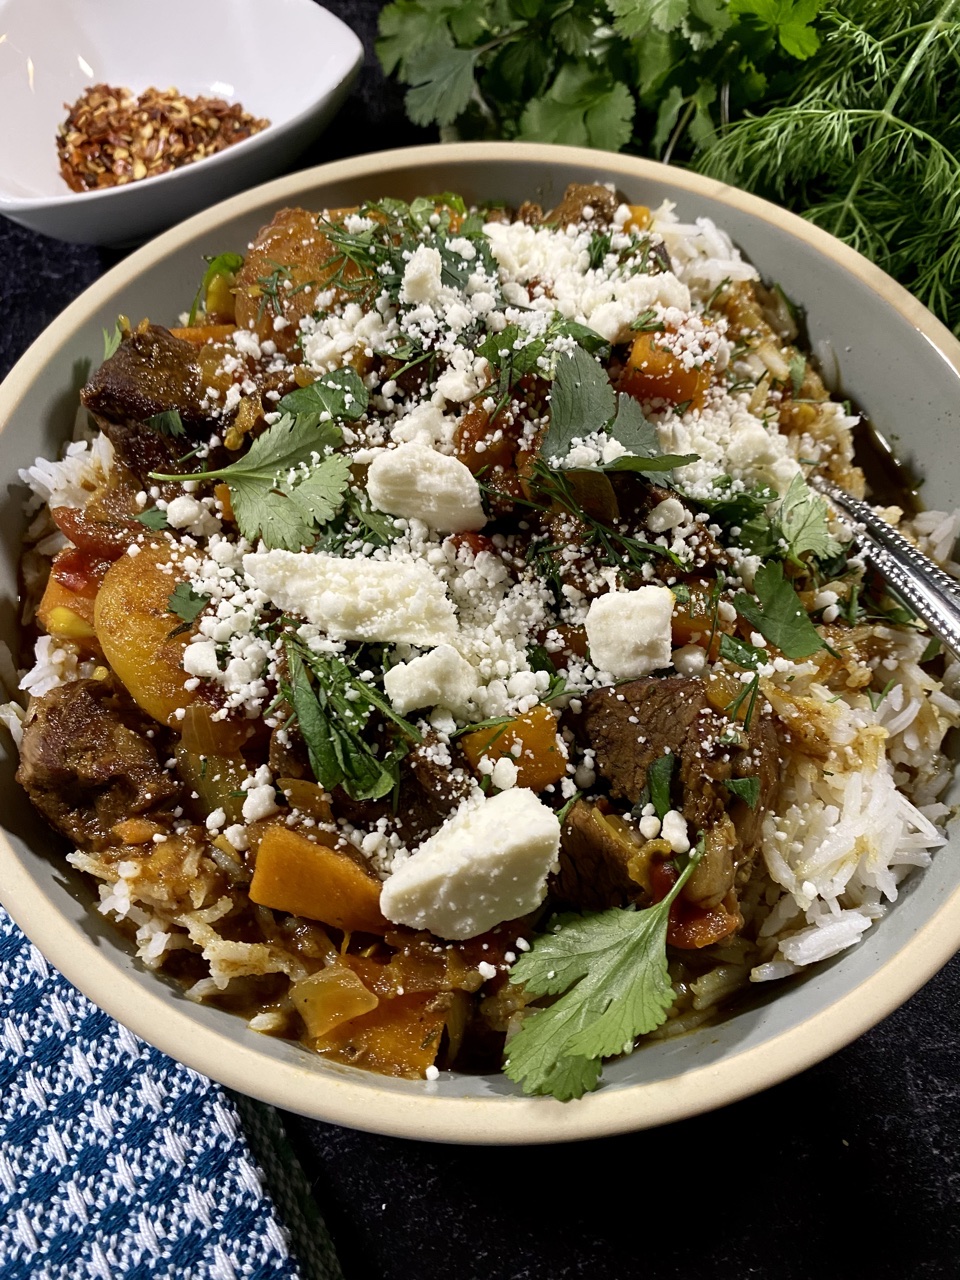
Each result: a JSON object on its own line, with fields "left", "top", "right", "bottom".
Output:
{"left": 718, "top": 632, "right": 764, "bottom": 729}
{"left": 102, "top": 322, "right": 122, "bottom": 360}
{"left": 168, "top": 582, "right": 210, "bottom": 626}
{"left": 527, "top": 645, "right": 567, "bottom": 702}
{"left": 277, "top": 368, "right": 369, "bottom": 425}
{"left": 504, "top": 837, "right": 705, "bottom": 1100}
{"left": 541, "top": 347, "right": 698, "bottom": 475}
{"left": 723, "top": 776, "right": 761, "bottom": 809}
{"left": 145, "top": 408, "right": 186, "bottom": 438}
{"left": 136, "top": 508, "right": 169, "bottom": 531}
{"left": 633, "top": 751, "right": 675, "bottom": 820}
{"left": 149, "top": 370, "right": 367, "bottom": 550}
{"left": 283, "top": 639, "right": 422, "bottom": 802}
{"left": 788, "top": 352, "right": 806, "bottom": 397}
{"left": 775, "top": 473, "right": 842, "bottom": 566}
{"left": 734, "top": 561, "right": 826, "bottom": 659}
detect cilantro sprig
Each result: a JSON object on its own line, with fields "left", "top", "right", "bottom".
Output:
{"left": 542, "top": 347, "right": 698, "bottom": 477}
{"left": 149, "top": 370, "right": 367, "bottom": 551}
{"left": 734, "top": 561, "right": 825, "bottom": 660}
{"left": 504, "top": 837, "right": 704, "bottom": 1100}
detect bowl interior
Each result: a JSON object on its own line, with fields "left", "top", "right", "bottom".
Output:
{"left": 2, "top": 144, "right": 959, "bottom": 1144}
{"left": 0, "top": 0, "right": 356, "bottom": 200}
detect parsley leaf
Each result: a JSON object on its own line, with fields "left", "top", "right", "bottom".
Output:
{"left": 504, "top": 839, "right": 704, "bottom": 1100}
{"left": 734, "top": 561, "right": 825, "bottom": 659}
{"left": 168, "top": 582, "right": 210, "bottom": 625}
{"left": 723, "top": 776, "right": 761, "bottom": 808}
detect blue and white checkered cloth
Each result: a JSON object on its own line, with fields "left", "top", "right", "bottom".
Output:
{"left": 0, "top": 906, "right": 342, "bottom": 1280}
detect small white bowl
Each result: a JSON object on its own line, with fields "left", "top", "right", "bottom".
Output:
{"left": 0, "top": 0, "right": 362, "bottom": 245}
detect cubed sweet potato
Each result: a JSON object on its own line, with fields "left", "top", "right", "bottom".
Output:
{"left": 460, "top": 703, "right": 567, "bottom": 791}
{"left": 249, "top": 824, "right": 388, "bottom": 934}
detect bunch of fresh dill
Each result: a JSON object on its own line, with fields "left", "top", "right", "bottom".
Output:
{"left": 696, "top": 0, "right": 960, "bottom": 335}
{"left": 377, "top": 0, "right": 960, "bottom": 334}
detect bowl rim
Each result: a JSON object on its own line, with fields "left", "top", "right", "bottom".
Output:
{"left": 0, "top": 0, "right": 363, "bottom": 212}
{"left": 2, "top": 140, "right": 960, "bottom": 1145}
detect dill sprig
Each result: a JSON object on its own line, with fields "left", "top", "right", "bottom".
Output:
{"left": 696, "top": 0, "right": 960, "bottom": 334}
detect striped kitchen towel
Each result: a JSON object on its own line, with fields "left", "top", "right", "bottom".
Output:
{"left": 0, "top": 906, "right": 342, "bottom": 1280}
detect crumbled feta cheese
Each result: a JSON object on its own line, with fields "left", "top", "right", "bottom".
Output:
{"left": 383, "top": 644, "right": 479, "bottom": 717}
{"left": 490, "top": 757, "right": 519, "bottom": 791}
{"left": 661, "top": 809, "right": 690, "bottom": 854}
{"left": 379, "top": 790, "right": 561, "bottom": 939}
{"left": 366, "top": 442, "right": 486, "bottom": 532}
{"left": 646, "top": 497, "right": 686, "bottom": 533}
{"left": 400, "top": 244, "right": 444, "bottom": 305}
{"left": 584, "top": 586, "right": 674, "bottom": 679}
{"left": 182, "top": 640, "right": 220, "bottom": 680}
{"left": 243, "top": 549, "right": 458, "bottom": 646}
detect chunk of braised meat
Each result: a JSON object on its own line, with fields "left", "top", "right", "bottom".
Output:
{"left": 16, "top": 675, "right": 180, "bottom": 849}
{"left": 83, "top": 323, "right": 208, "bottom": 428}
{"left": 544, "top": 183, "right": 620, "bottom": 227}
{"left": 574, "top": 675, "right": 781, "bottom": 910}
{"left": 554, "top": 799, "right": 649, "bottom": 913}
{"left": 322, "top": 732, "right": 473, "bottom": 855}
{"left": 81, "top": 323, "right": 214, "bottom": 480}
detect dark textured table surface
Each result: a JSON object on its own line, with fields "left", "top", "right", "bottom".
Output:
{"left": 2, "top": 4, "right": 958, "bottom": 1277}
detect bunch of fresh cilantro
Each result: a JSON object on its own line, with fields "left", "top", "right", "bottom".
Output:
{"left": 377, "top": 0, "right": 960, "bottom": 335}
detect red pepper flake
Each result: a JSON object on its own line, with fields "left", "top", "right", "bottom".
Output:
{"left": 57, "top": 83, "right": 269, "bottom": 193}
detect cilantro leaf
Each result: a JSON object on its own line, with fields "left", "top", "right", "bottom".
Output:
{"left": 151, "top": 414, "right": 347, "bottom": 550}
{"left": 519, "top": 63, "right": 636, "bottom": 152}
{"left": 405, "top": 45, "right": 480, "bottom": 127}
{"left": 605, "top": 396, "right": 699, "bottom": 474}
{"left": 718, "top": 631, "right": 765, "bottom": 669}
{"left": 734, "top": 560, "right": 825, "bottom": 659}
{"left": 168, "top": 582, "right": 209, "bottom": 625}
{"left": 552, "top": 8, "right": 599, "bottom": 55}
{"left": 278, "top": 368, "right": 369, "bottom": 425}
{"left": 648, "top": 752, "right": 675, "bottom": 820}
{"left": 284, "top": 454, "right": 353, "bottom": 528}
{"left": 541, "top": 346, "right": 615, "bottom": 462}
{"left": 145, "top": 409, "right": 186, "bottom": 438}
{"left": 136, "top": 507, "right": 169, "bottom": 531}
{"left": 505, "top": 840, "right": 704, "bottom": 1100}
{"left": 723, "top": 776, "right": 761, "bottom": 808}
{"left": 542, "top": 351, "right": 697, "bottom": 475}
{"left": 775, "top": 473, "right": 842, "bottom": 566}
{"left": 376, "top": 3, "right": 451, "bottom": 77}
{"left": 608, "top": 0, "right": 689, "bottom": 38}
{"left": 150, "top": 370, "right": 365, "bottom": 550}
{"left": 730, "top": 0, "right": 822, "bottom": 59}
